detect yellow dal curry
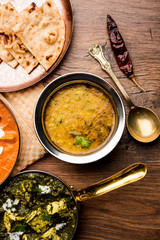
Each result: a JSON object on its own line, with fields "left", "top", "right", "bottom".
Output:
{"left": 44, "top": 84, "right": 116, "bottom": 154}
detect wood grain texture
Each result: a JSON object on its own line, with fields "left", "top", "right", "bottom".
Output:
{"left": 26, "top": 0, "right": 160, "bottom": 239}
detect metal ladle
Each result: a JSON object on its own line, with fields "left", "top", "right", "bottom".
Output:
{"left": 89, "top": 44, "right": 160, "bottom": 143}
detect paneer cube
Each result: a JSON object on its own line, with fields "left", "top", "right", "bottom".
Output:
{"left": 41, "top": 227, "right": 60, "bottom": 240}
{"left": 26, "top": 208, "right": 52, "bottom": 234}
{"left": 47, "top": 199, "right": 67, "bottom": 215}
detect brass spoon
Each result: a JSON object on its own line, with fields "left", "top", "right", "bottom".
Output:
{"left": 89, "top": 44, "right": 160, "bottom": 143}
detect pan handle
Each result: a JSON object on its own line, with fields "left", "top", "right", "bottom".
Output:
{"left": 74, "top": 163, "right": 147, "bottom": 201}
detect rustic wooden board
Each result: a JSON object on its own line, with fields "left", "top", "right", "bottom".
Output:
{"left": 26, "top": 0, "right": 160, "bottom": 239}
{"left": 0, "top": 0, "right": 73, "bottom": 92}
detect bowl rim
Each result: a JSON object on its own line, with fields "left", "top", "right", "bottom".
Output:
{"left": 34, "top": 72, "right": 125, "bottom": 164}
{"left": 0, "top": 97, "right": 20, "bottom": 186}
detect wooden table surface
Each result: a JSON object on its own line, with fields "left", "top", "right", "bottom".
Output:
{"left": 27, "top": 0, "right": 160, "bottom": 239}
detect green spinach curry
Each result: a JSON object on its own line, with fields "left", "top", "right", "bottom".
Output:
{"left": 0, "top": 173, "right": 77, "bottom": 240}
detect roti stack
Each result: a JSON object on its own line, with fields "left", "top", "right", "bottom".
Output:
{"left": 0, "top": 0, "right": 65, "bottom": 73}
{"left": 13, "top": 0, "right": 65, "bottom": 71}
{"left": 0, "top": 2, "right": 38, "bottom": 73}
{"left": 0, "top": 3, "right": 18, "bottom": 68}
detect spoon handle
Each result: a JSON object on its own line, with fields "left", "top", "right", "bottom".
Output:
{"left": 89, "top": 44, "right": 134, "bottom": 108}
{"left": 74, "top": 163, "right": 147, "bottom": 201}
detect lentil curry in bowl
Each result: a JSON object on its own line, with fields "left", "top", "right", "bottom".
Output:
{"left": 34, "top": 73, "right": 125, "bottom": 164}
{"left": 44, "top": 83, "right": 116, "bottom": 155}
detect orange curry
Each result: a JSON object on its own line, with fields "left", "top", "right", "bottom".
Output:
{"left": 0, "top": 100, "right": 19, "bottom": 184}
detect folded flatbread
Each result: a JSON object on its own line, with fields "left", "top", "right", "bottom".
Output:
{"left": 0, "top": 43, "right": 18, "bottom": 68}
{"left": 0, "top": 3, "right": 18, "bottom": 68}
{"left": 13, "top": 2, "right": 37, "bottom": 25}
{"left": 0, "top": 2, "right": 18, "bottom": 27}
{"left": 0, "top": 2, "right": 38, "bottom": 73}
{"left": 13, "top": 0, "right": 65, "bottom": 71}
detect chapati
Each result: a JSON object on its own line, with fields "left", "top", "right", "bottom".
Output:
{"left": 0, "top": 3, "right": 38, "bottom": 73}
{"left": 13, "top": 0, "right": 65, "bottom": 71}
{"left": 0, "top": 3, "right": 18, "bottom": 68}
{"left": 0, "top": 43, "right": 18, "bottom": 68}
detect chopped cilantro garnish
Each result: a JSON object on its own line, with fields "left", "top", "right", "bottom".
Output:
{"left": 33, "top": 188, "right": 43, "bottom": 193}
{"left": 13, "top": 225, "right": 26, "bottom": 232}
{"left": 76, "top": 136, "right": 91, "bottom": 148}
{"left": 41, "top": 214, "right": 52, "bottom": 221}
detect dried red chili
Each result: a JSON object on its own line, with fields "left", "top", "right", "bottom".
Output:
{"left": 107, "top": 14, "right": 145, "bottom": 91}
